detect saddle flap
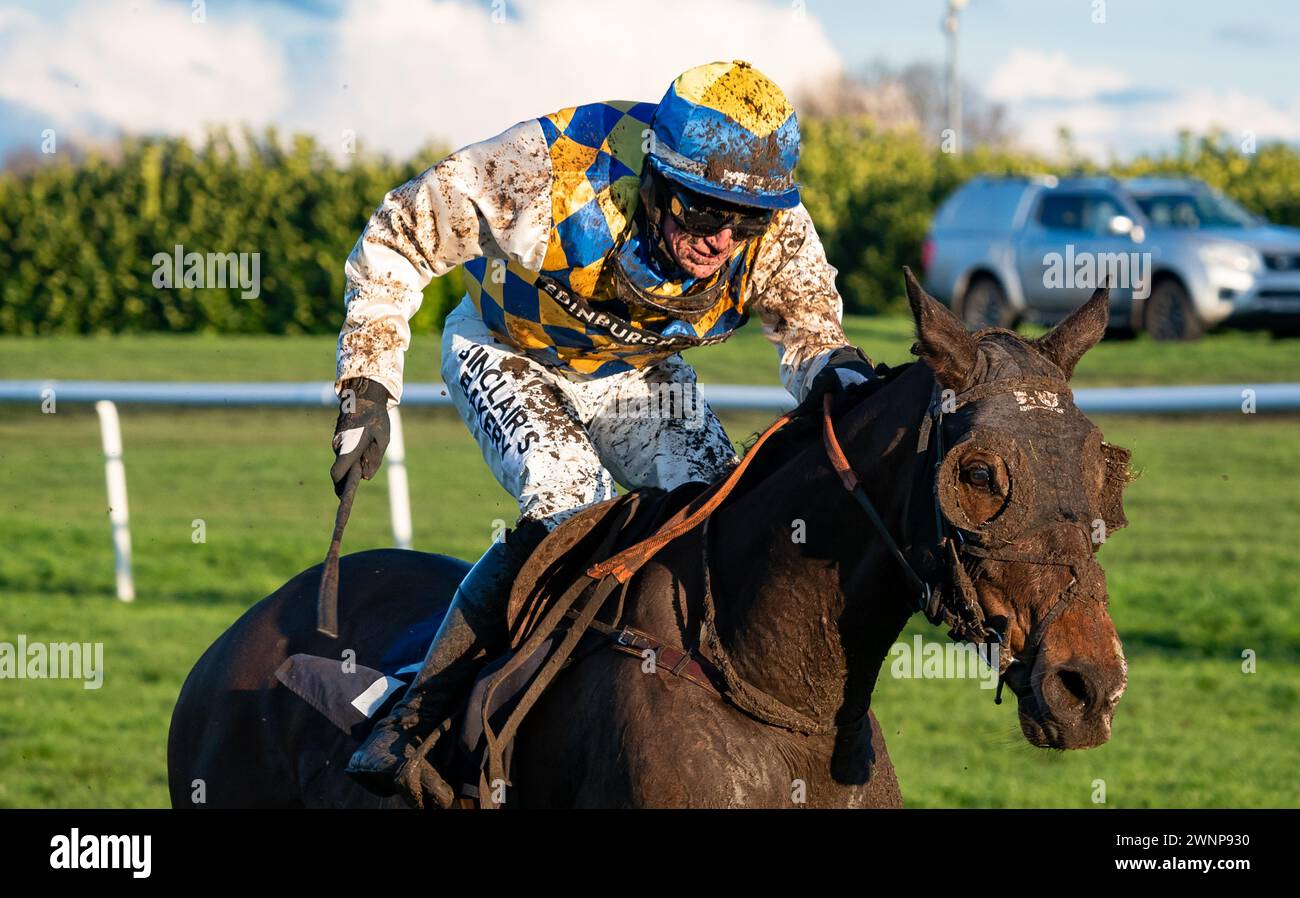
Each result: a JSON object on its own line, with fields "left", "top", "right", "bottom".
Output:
{"left": 506, "top": 485, "right": 706, "bottom": 648}
{"left": 505, "top": 498, "right": 630, "bottom": 646}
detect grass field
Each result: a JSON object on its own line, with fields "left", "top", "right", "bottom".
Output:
{"left": 6, "top": 313, "right": 1300, "bottom": 387}
{"left": 1, "top": 318, "right": 1298, "bottom": 808}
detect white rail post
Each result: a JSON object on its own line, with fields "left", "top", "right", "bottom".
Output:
{"left": 387, "top": 407, "right": 413, "bottom": 550}
{"left": 94, "top": 400, "right": 135, "bottom": 601}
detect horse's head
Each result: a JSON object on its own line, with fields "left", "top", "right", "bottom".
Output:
{"left": 904, "top": 268, "right": 1132, "bottom": 749}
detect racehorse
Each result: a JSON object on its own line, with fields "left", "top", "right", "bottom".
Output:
{"left": 168, "top": 271, "right": 1131, "bottom": 808}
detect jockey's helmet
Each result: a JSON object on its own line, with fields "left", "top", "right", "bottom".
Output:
{"left": 647, "top": 59, "right": 801, "bottom": 211}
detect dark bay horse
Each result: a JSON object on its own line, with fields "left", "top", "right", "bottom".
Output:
{"left": 169, "top": 272, "right": 1131, "bottom": 808}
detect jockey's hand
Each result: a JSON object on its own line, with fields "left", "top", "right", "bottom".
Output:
{"left": 330, "top": 377, "right": 392, "bottom": 497}
{"left": 807, "top": 345, "right": 877, "bottom": 405}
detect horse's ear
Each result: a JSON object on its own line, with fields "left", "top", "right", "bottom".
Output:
{"left": 904, "top": 266, "right": 977, "bottom": 391}
{"left": 1035, "top": 285, "right": 1110, "bottom": 379}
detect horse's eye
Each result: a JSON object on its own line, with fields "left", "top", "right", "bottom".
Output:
{"left": 966, "top": 464, "right": 992, "bottom": 488}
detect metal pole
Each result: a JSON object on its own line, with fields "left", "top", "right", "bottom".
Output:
{"left": 94, "top": 400, "right": 135, "bottom": 601}
{"left": 945, "top": 0, "right": 967, "bottom": 153}
{"left": 387, "top": 406, "right": 413, "bottom": 550}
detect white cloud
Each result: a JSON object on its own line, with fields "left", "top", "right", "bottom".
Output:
{"left": 300, "top": 0, "right": 844, "bottom": 159}
{"left": 984, "top": 47, "right": 1300, "bottom": 158}
{"left": 0, "top": 0, "right": 843, "bottom": 160}
{"left": 0, "top": 0, "right": 290, "bottom": 148}
{"left": 1149, "top": 88, "right": 1300, "bottom": 142}
{"left": 985, "top": 48, "right": 1130, "bottom": 105}
{"left": 1012, "top": 103, "right": 1122, "bottom": 159}
{"left": 2, "top": 3, "right": 1295, "bottom": 168}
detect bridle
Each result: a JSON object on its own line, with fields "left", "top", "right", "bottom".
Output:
{"left": 820, "top": 376, "right": 1104, "bottom": 705}
{"left": 582, "top": 368, "right": 1108, "bottom": 733}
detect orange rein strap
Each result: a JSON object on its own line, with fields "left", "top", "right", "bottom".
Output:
{"left": 819, "top": 392, "right": 859, "bottom": 491}
{"left": 585, "top": 405, "right": 802, "bottom": 583}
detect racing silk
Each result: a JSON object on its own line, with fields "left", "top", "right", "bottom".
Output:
{"left": 463, "top": 101, "right": 759, "bottom": 377}
{"left": 337, "top": 102, "right": 851, "bottom": 403}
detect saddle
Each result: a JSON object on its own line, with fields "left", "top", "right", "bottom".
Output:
{"left": 454, "top": 482, "right": 711, "bottom": 806}
{"left": 268, "top": 485, "right": 715, "bottom": 809}
{"left": 506, "top": 484, "right": 704, "bottom": 647}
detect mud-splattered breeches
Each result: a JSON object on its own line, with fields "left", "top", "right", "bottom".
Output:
{"left": 441, "top": 298, "right": 737, "bottom": 531}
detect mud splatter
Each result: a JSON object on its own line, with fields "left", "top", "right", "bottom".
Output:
{"left": 746, "top": 205, "right": 850, "bottom": 400}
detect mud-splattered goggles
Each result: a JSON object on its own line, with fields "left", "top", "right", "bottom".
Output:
{"left": 660, "top": 178, "right": 774, "bottom": 239}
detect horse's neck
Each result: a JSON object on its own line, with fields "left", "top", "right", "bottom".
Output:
{"left": 708, "top": 365, "right": 933, "bottom": 727}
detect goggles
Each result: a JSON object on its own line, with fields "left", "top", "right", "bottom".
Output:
{"left": 659, "top": 176, "right": 774, "bottom": 240}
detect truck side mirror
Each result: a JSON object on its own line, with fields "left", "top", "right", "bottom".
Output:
{"left": 1107, "top": 214, "right": 1145, "bottom": 243}
{"left": 1107, "top": 214, "right": 1134, "bottom": 236}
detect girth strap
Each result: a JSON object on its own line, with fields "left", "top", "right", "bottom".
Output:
{"left": 578, "top": 612, "right": 722, "bottom": 696}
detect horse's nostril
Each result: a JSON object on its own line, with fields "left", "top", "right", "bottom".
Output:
{"left": 1054, "top": 667, "right": 1091, "bottom": 709}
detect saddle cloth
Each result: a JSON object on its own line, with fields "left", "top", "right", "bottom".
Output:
{"left": 273, "top": 597, "right": 449, "bottom": 739}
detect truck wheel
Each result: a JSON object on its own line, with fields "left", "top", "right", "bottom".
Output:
{"left": 960, "top": 276, "right": 1013, "bottom": 331}
{"left": 1143, "top": 278, "right": 1203, "bottom": 342}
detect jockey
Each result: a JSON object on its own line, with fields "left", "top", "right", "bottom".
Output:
{"left": 332, "top": 60, "right": 876, "bottom": 807}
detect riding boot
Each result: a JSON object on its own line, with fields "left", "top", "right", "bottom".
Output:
{"left": 345, "top": 521, "right": 547, "bottom": 808}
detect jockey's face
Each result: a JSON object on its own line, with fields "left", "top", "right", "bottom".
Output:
{"left": 662, "top": 213, "right": 739, "bottom": 279}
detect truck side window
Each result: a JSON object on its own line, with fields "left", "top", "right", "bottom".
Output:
{"left": 1037, "top": 194, "right": 1087, "bottom": 231}
{"left": 1080, "top": 195, "right": 1122, "bottom": 234}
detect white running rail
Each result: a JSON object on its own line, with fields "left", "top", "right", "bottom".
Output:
{"left": 5, "top": 379, "right": 1296, "bottom": 600}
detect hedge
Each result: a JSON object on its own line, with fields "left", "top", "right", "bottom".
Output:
{"left": 2, "top": 125, "right": 1296, "bottom": 333}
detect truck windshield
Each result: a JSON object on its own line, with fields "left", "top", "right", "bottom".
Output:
{"left": 1133, "top": 192, "right": 1258, "bottom": 229}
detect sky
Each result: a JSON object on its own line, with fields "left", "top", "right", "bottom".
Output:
{"left": 0, "top": 0, "right": 1296, "bottom": 163}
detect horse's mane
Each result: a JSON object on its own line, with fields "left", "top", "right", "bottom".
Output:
{"left": 730, "top": 360, "right": 923, "bottom": 491}
{"left": 732, "top": 324, "right": 1055, "bottom": 480}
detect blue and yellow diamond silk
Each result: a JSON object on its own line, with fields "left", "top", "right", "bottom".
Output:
{"left": 462, "top": 101, "right": 760, "bottom": 378}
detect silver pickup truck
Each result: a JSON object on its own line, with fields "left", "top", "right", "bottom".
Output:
{"left": 922, "top": 175, "right": 1300, "bottom": 339}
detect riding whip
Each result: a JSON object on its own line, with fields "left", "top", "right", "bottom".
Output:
{"left": 317, "top": 465, "right": 361, "bottom": 638}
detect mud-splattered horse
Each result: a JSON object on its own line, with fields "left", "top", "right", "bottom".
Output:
{"left": 169, "top": 273, "right": 1131, "bottom": 808}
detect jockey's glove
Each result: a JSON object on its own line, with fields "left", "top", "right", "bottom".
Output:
{"left": 808, "top": 345, "right": 877, "bottom": 400}
{"left": 330, "top": 377, "right": 392, "bottom": 497}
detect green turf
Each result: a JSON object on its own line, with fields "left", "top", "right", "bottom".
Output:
{"left": 1, "top": 391, "right": 1297, "bottom": 807}
{"left": 4, "top": 314, "right": 1300, "bottom": 387}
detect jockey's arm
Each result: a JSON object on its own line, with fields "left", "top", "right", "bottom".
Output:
{"left": 334, "top": 119, "right": 553, "bottom": 404}
{"left": 750, "top": 205, "right": 872, "bottom": 403}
